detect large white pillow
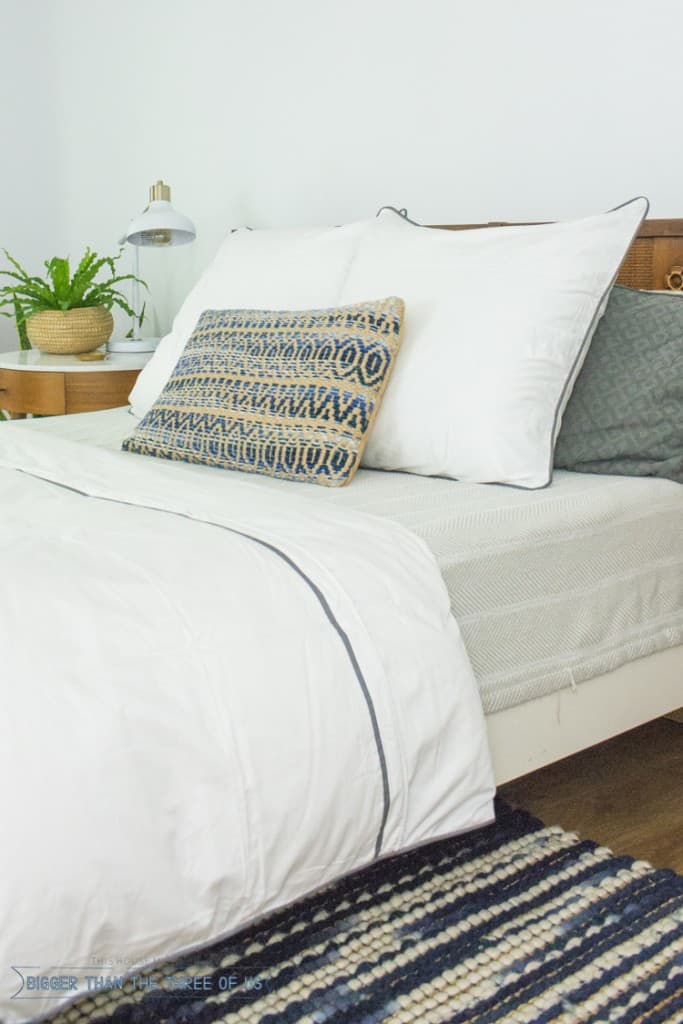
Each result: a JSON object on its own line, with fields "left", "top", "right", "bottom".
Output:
{"left": 129, "top": 220, "right": 371, "bottom": 419}
{"left": 339, "top": 199, "right": 648, "bottom": 488}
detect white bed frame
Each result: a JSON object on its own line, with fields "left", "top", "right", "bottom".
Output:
{"left": 488, "top": 645, "right": 683, "bottom": 784}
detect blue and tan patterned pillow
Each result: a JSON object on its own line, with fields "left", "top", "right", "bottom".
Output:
{"left": 122, "top": 298, "right": 404, "bottom": 486}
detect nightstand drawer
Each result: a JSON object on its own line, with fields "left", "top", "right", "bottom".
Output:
{"left": 0, "top": 368, "right": 66, "bottom": 415}
{"left": 0, "top": 352, "right": 147, "bottom": 417}
{"left": 64, "top": 369, "right": 139, "bottom": 413}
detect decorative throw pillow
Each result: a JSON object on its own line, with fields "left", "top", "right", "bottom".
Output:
{"left": 554, "top": 285, "right": 683, "bottom": 482}
{"left": 338, "top": 199, "right": 648, "bottom": 488}
{"left": 128, "top": 220, "right": 373, "bottom": 420}
{"left": 122, "top": 298, "right": 404, "bottom": 487}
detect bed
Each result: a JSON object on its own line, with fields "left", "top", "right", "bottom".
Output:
{"left": 10, "top": 210, "right": 683, "bottom": 783}
{"left": 15, "top": 401, "right": 683, "bottom": 784}
{"left": 1, "top": 205, "right": 681, "bottom": 1023}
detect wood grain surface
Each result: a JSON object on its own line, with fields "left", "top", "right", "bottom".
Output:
{"left": 0, "top": 368, "right": 66, "bottom": 415}
{"left": 0, "top": 367, "right": 141, "bottom": 416}
{"left": 500, "top": 717, "right": 683, "bottom": 872}
{"left": 64, "top": 369, "right": 139, "bottom": 413}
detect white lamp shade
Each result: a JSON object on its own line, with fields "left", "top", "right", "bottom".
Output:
{"left": 120, "top": 200, "right": 196, "bottom": 247}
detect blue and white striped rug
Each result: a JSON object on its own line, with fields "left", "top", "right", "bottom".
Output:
{"left": 53, "top": 801, "right": 683, "bottom": 1024}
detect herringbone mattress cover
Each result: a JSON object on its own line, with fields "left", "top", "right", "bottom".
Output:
{"left": 19, "top": 408, "right": 683, "bottom": 714}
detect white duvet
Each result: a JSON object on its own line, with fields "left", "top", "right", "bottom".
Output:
{"left": 0, "top": 427, "right": 494, "bottom": 1024}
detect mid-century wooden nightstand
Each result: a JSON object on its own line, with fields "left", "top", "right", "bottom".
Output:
{"left": 0, "top": 350, "right": 150, "bottom": 419}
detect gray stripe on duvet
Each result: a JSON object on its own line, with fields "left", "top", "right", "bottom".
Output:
{"left": 15, "top": 468, "right": 392, "bottom": 859}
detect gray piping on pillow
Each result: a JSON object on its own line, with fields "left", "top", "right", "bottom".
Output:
{"left": 375, "top": 205, "right": 422, "bottom": 225}
{"left": 373, "top": 198, "right": 651, "bottom": 490}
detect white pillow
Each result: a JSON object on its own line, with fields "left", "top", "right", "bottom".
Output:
{"left": 129, "top": 220, "right": 371, "bottom": 419}
{"left": 339, "top": 199, "right": 648, "bottom": 488}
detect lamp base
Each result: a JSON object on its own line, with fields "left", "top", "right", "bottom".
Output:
{"left": 107, "top": 337, "right": 160, "bottom": 354}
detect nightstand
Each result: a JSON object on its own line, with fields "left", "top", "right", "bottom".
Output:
{"left": 0, "top": 350, "right": 150, "bottom": 419}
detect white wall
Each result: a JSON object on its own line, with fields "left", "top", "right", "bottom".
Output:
{"left": 2, "top": 0, "right": 681, "bottom": 349}
{"left": 0, "top": 3, "right": 61, "bottom": 348}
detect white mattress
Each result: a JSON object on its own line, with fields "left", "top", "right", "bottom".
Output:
{"left": 17, "top": 408, "right": 683, "bottom": 714}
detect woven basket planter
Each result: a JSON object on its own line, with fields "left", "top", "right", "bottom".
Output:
{"left": 26, "top": 306, "right": 114, "bottom": 355}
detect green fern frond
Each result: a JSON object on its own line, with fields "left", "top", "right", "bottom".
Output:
{"left": 0, "top": 246, "right": 146, "bottom": 330}
{"left": 45, "top": 257, "right": 71, "bottom": 308}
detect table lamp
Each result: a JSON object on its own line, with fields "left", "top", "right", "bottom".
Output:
{"left": 109, "top": 180, "right": 196, "bottom": 353}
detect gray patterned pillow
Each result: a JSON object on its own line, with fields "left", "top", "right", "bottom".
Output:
{"left": 554, "top": 286, "right": 683, "bottom": 483}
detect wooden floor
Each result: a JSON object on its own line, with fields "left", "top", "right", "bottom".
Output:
{"left": 499, "top": 716, "right": 683, "bottom": 873}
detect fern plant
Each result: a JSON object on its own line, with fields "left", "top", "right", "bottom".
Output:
{"left": 0, "top": 248, "right": 146, "bottom": 351}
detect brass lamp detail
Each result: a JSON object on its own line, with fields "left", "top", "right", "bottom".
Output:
{"left": 150, "top": 180, "right": 171, "bottom": 203}
{"left": 142, "top": 227, "right": 172, "bottom": 246}
{"left": 142, "top": 182, "right": 173, "bottom": 245}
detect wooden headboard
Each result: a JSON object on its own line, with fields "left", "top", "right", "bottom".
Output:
{"left": 433, "top": 218, "right": 683, "bottom": 292}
